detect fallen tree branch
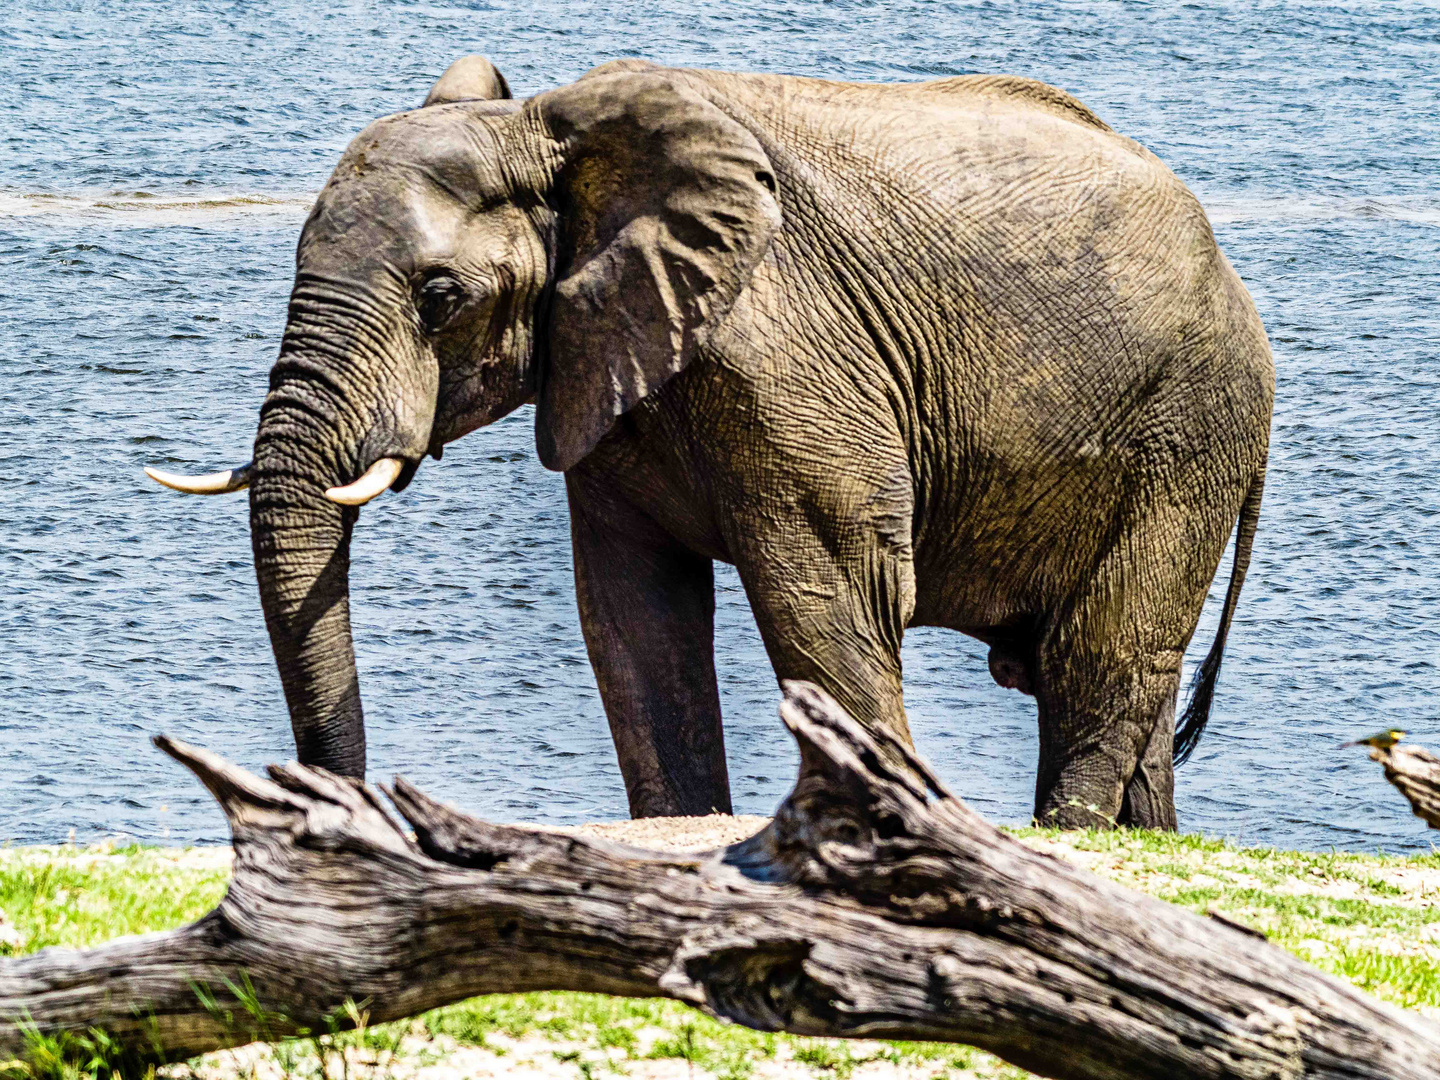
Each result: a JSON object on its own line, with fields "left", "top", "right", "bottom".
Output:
{"left": 1374, "top": 743, "right": 1440, "bottom": 829}
{"left": 3, "top": 683, "right": 1439, "bottom": 1079}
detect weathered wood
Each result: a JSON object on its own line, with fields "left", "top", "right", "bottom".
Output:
{"left": 1374, "top": 743, "right": 1440, "bottom": 829}
{"left": 3, "top": 683, "right": 1440, "bottom": 1079}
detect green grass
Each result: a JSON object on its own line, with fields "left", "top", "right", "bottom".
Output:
{"left": 2, "top": 830, "right": 1438, "bottom": 1079}
{"left": 0, "top": 845, "right": 230, "bottom": 953}
{"left": 1011, "top": 826, "right": 1440, "bottom": 1010}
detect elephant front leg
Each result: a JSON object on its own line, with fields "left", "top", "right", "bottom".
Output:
{"left": 569, "top": 482, "right": 732, "bottom": 819}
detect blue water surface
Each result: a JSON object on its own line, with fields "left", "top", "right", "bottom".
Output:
{"left": 2, "top": 1, "right": 1438, "bottom": 850}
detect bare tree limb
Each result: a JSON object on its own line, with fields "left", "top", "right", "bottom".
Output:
{"left": 1373, "top": 743, "right": 1440, "bottom": 829}
{"left": 3, "top": 683, "right": 1439, "bottom": 1079}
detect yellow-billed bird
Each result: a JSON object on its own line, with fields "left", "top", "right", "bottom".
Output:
{"left": 1341, "top": 728, "right": 1407, "bottom": 750}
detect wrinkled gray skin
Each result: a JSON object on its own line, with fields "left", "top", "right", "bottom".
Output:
{"left": 249, "top": 56, "right": 1272, "bottom": 829}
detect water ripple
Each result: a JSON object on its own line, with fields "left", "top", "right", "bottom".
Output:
{"left": 0, "top": 189, "right": 314, "bottom": 224}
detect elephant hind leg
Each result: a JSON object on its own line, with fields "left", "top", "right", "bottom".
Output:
{"left": 1118, "top": 691, "right": 1178, "bottom": 830}
{"left": 1030, "top": 511, "right": 1222, "bottom": 831}
{"left": 1032, "top": 640, "right": 1183, "bottom": 831}
{"left": 737, "top": 543, "right": 916, "bottom": 751}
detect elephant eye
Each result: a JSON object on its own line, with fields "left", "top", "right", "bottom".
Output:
{"left": 415, "top": 274, "right": 468, "bottom": 333}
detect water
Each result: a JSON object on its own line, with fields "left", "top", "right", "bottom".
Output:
{"left": 2, "top": 1, "right": 1438, "bottom": 851}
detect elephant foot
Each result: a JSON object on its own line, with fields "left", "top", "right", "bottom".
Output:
{"left": 1036, "top": 759, "right": 1177, "bottom": 832}
{"left": 624, "top": 768, "right": 733, "bottom": 819}
{"left": 1117, "top": 760, "right": 1178, "bottom": 831}
{"left": 1117, "top": 697, "right": 1178, "bottom": 831}
{"left": 1034, "top": 797, "right": 1119, "bottom": 831}
{"left": 1035, "top": 761, "right": 1177, "bottom": 832}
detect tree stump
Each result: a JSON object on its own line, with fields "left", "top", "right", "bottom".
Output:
{"left": 3, "top": 682, "right": 1439, "bottom": 1079}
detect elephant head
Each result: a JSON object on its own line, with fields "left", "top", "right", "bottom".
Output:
{"left": 146, "top": 57, "right": 781, "bottom": 777}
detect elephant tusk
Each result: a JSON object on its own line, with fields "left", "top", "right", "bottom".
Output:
{"left": 324, "top": 457, "right": 404, "bottom": 506}
{"left": 144, "top": 462, "right": 252, "bottom": 494}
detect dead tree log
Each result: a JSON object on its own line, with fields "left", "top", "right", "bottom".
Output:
{"left": 1374, "top": 743, "right": 1440, "bottom": 829}
{"left": 3, "top": 683, "right": 1440, "bottom": 1079}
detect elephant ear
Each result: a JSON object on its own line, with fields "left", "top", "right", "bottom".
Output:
{"left": 424, "top": 56, "right": 511, "bottom": 106}
{"left": 531, "top": 72, "right": 781, "bottom": 472}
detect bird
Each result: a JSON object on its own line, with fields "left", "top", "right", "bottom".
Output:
{"left": 1340, "top": 728, "right": 1407, "bottom": 751}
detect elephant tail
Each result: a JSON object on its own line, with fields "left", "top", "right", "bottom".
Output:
{"left": 1173, "top": 469, "right": 1265, "bottom": 766}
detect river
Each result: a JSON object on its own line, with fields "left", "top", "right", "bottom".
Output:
{"left": 2, "top": 0, "right": 1438, "bottom": 849}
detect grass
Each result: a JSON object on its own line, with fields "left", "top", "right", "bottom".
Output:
{"left": 1012, "top": 827, "right": 1440, "bottom": 1010}
{"left": 417, "top": 994, "right": 1024, "bottom": 1080}
{"left": 0, "top": 844, "right": 230, "bottom": 952}
{"left": 2, "top": 830, "right": 1438, "bottom": 1079}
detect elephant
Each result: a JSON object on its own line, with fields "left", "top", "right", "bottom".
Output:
{"left": 147, "top": 55, "right": 1272, "bottom": 830}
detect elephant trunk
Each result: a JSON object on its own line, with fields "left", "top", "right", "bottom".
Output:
{"left": 246, "top": 266, "right": 436, "bottom": 778}
{"left": 250, "top": 391, "right": 367, "bottom": 777}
